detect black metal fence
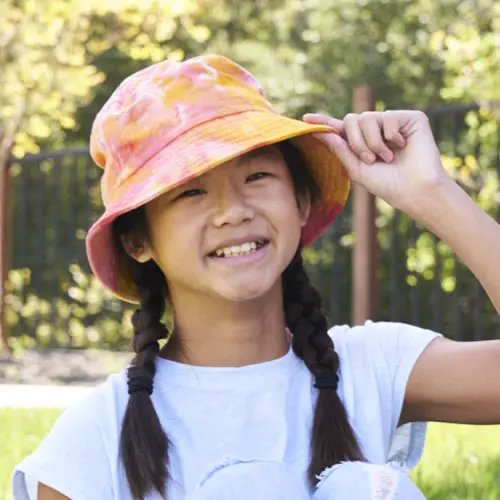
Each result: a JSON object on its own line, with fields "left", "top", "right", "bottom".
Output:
{"left": 6, "top": 149, "right": 132, "bottom": 349}
{"left": 5, "top": 104, "right": 500, "bottom": 349}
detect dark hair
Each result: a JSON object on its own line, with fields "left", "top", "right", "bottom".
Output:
{"left": 112, "top": 139, "right": 364, "bottom": 499}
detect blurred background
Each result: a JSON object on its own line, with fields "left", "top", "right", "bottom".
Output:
{"left": 0, "top": 0, "right": 500, "bottom": 498}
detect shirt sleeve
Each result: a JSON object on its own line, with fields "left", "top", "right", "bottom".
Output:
{"left": 368, "top": 321, "right": 441, "bottom": 469}
{"left": 330, "top": 321, "right": 441, "bottom": 470}
{"left": 11, "top": 390, "right": 114, "bottom": 500}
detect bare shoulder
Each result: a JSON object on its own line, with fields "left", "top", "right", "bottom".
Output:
{"left": 38, "top": 483, "right": 71, "bottom": 500}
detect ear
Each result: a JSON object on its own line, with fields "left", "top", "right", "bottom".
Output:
{"left": 120, "top": 233, "right": 153, "bottom": 263}
{"left": 298, "top": 192, "right": 312, "bottom": 228}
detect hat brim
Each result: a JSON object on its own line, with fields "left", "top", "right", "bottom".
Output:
{"left": 86, "top": 110, "right": 350, "bottom": 303}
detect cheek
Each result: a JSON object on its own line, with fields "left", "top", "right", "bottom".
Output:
{"left": 267, "top": 186, "right": 304, "bottom": 233}
{"left": 148, "top": 211, "right": 202, "bottom": 273}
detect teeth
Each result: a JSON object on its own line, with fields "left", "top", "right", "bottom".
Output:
{"left": 214, "top": 241, "right": 263, "bottom": 258}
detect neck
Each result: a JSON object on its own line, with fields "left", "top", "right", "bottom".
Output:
{"left": 161, "top": 281, "right": 289, "bottom": 367}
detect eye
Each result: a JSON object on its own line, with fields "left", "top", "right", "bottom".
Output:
{"left": 176, "top": 188, "right": 205, "bottom": 199}
{"left": 246, "top": 172, "right": 271, "bottom": 182}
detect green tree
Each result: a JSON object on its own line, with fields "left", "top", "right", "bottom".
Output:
{"left": 0, "top": 0, "right": 202, "bottom": 160}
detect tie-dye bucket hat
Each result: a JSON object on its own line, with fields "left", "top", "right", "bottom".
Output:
{"left": 86, "top": 54, "right": 349, "bottom": 303}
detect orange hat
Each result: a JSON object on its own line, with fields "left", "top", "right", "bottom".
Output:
{"left": 86, "top": 54, "right": 349, "bottom": 303}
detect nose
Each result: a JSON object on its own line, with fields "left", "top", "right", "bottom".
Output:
{"left": 211, "top": 179, "right": 254, "bottom": 228}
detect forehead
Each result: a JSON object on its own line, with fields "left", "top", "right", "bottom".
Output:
{"left": 235, "top": 144, "right": 282, "bottom": 164}
{"left": 202, "top": 144, "right": 284, "bottom": 180}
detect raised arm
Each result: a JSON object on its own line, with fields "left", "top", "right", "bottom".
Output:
{"left": 303, "top": 110, "right": 500, "bottom": 425}
{"left": 399, "top": 178, "right": 500, "bottom": 424}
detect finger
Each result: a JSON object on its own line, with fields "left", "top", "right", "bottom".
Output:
{"left": 303, "top": 113, "right": 345, "bottom": 135}
{"left": 312, "top": 132, "right": 361, "bottom": 181}
{"left": 382, "top": 112, "right": 406, "bottom": 148}
{"left": 358, "top": 113, "right": 394, "bottom": 163}
{"left": 343, "top": 114, "right": 377, "bottom": 164}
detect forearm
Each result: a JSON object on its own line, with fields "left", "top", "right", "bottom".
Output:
{"left": 414, "top": 178, "right": 500, "bottom": 313}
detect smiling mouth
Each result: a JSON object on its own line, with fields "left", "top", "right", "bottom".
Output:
{"left": 209, "top": 240, "right": 269, "bottom": 258}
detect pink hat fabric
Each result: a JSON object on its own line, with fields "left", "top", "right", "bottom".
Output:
{"left": 86, "top": 54, "right": 350, "bottom": 303}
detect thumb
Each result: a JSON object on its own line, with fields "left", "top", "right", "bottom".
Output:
{"left": 312, "top": 132, "right": 361, "bottom": 181}
{"left": 303, "top": 113, "right": 344, "bottom": 134}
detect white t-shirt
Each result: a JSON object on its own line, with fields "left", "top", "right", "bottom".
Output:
{"left": 12, "top": 321, "right": 440, "bottom": 500}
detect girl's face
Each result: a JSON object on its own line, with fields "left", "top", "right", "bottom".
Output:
{"left": 138, "top": 145, "right": 310, "bottom": 303}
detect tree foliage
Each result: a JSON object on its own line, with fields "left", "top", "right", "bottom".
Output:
{"left": 0, "top": 0, "right": 201, "bottom": 159}
{"left": 4, "top": 0, "right": 499, "bottom": 153}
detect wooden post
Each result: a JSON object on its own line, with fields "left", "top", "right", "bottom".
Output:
{"left": 0, "top": 152, "right": 12, "bottom": 354}
{"left": 351, "top": 86, "right": 379, "bottom": 325}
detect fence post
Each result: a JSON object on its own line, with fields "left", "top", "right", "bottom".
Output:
{"left": 0, "top": 146, "right": 12, "bottom": 354}
{"left": 351, "top": 86, "right": 379, "bottom": 325}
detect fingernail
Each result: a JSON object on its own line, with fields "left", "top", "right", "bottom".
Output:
{"left": 395, "top": 136, "right": 406, "bottom": 148}
{"left": 382, "top": 151, "right": 393, "bottom": 162}
{"left": 361, "top": 152, "right": 375, "bottom": 164}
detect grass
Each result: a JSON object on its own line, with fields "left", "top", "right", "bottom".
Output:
{"left": 1, "top": 408, "right": 499, "bottom": 499}
{"left": 412, "top": 423, "right": 500, "bottom": 499}
{"left": 0, "top": 409, "right": 62, "bottom": 500}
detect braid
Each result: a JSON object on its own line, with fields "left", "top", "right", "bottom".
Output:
{"left": 120, "top": 258, "right": 170, "bottom": 499}
{"left": 283, "top": 248, "right": 365, "bottom": 485}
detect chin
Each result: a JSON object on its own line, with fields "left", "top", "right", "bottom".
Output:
{"left": 214, "top": 276, "right": 278, "bottom": 303}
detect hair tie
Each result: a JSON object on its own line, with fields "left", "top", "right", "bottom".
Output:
{"left": 128, "top": 375, "right": 153, "bottom": 396}
{"left": 314, "top": 370, "right": 339, "bottom": 390}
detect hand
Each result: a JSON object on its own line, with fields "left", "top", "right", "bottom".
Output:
{"left": 303, "top": 110, "right": 451, "bottom": 219}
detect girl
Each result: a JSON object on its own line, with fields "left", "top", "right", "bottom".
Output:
{"left": 12, "top": 54, "right": 500, "bottom": 500}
